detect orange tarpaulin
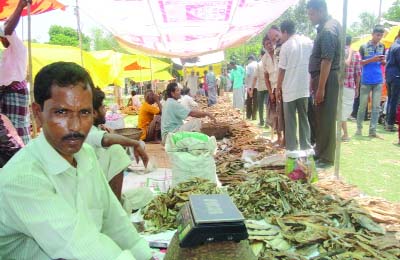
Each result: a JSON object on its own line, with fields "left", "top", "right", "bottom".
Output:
{"left": 0, "top": 0, "right": 65, "bottom": 21}
{"left": 124, "top": 61, "right": 149, "bottom": 71}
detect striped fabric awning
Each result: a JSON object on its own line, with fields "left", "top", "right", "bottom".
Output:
{"left": 0, "top": 0, "right": 65, "bottom": 21}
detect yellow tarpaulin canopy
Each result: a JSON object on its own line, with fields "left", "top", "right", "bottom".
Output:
{"left": 26, "top": 44, "right": 173, "bottom": 87}
{"left": 123, "top": 69, "right": 174, "bottom": 82}
{"left": 351, "top": 26, "right": 400, "bottom": 51}
{"left": 30, "top": 43, "right": 111, "bottom": 87}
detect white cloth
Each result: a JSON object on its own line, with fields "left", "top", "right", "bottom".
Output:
{"left": 233, "top": 87, "right": 245, "bottom": 109}
{"left": 185, "top": 75, "right": 199, "bottom": 96}
{"left": 85, "top": 126, "right": 131, "bottom": 181}
{"left": 278, "top": 34, "right": 313, "bottom": 102}
{"left": 0, "top": 32, "right": 28, "bottom": 86}
{"left": 245, "top": 60, "right": 258, "bottom": 87}
{"left": 180, "top": 95, "right": 198, "bottom": 110}
{"left": 262, "top": 52, "right": 278, "bottom": 89}
{"left": 131, "top": 95, "right": 141, "bottom": 108}
{"left": 341, "top": 87, "right": 355, "bottom": 121}
{"left": 254, "top": 61, "right": 267, "bottom": 91}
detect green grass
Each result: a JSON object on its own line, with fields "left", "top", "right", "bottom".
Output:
{"left": 338, "top": 120, "right": 400, "bottom": 202}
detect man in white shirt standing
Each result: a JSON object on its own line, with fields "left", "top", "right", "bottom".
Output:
{"left": 245, "top": 55, "right": 258, "bottom": 120}
{"left": 0, "top": 0, "right": 31, "bottom": 144}
{"left": 185, "top": 70, "right": 199, "bottom": 97}
{"left": 277, "top": 20, "right": 313, "bottom": 151}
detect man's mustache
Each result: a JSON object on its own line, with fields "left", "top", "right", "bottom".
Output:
{"left": 62, "top": 132, "right": 85, "bottom": 141}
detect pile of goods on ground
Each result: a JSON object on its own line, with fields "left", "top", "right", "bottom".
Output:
{"left": 143, "top": 176, "right": 400, "bottom": 259}
{"left": 142, "top": 178, "right": 222, "bottom": 232}
{"left": 121, "top": 106, "right": 139, "bottom": 115}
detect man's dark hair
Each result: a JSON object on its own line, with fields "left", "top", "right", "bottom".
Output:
{"left": 92, "top": 87, "right": 105, "bottom": 111}
{"left": 372, "top": 25, "right": 385, "bottom": 34}
{"left": 269, "top": 25, "right": 280, "bottom": 32}
{"left": 34, "top": 62, "right": 94, "bottom": 109}
{"left": 181, "top": 88, "right": 190, "bottom": 95}
{"left": 262, "top": 34, "right": 270, "bottom": 45}
{"left": 146, "top": 83, "right": 152, "bottom": 90}
{"left": 280, "top": 20, "right": 296, "bottom": 35}
{"left": 166, "top": 82, "right": 178, "bottom": 98}
{"left": 131, "top": 90, "right": 137, "bottom": 96}
{"left": 306, "top": 0, "right": 327, "bottom": 13}
{"left": 345, "top": 35, "right": 352, "bottom": 46}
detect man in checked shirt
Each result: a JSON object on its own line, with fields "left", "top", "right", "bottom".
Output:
{"left": 341, "top": 35, "right": 361, "bottom": 142}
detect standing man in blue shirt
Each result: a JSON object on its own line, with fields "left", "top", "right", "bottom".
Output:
{"left": 356, "top": 25, "right": 386, "bottom": 137}
{"left": 385, "top": 30, "right": 400, "bottom": 132}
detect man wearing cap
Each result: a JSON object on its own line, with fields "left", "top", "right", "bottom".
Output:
{"left": 0, "top": 0, "right": 31, "bottom": 145}
{"left": 245, "top": 55, "right": 258, "bottom": 120}
{"left": 229, "top": 61, "right": 245, "bottom": 109}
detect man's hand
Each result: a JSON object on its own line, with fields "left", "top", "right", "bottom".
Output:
{"left": 20, "top": 0, "right": 32, "bottom": 8}
{"left": 275, "top": 88, "right": 282, "bottom": 102}
{"left": 315, "top": 87, "right": 325, "bottom": 105}
{"left": 99, "top": 124, "right": 113, "bottom": 133}
{"left": 133, "top": 142, "right": 149, "bottom": 167}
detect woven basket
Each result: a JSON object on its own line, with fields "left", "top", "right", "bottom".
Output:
{"left": 164, "top": 232, "right": 256, "bottom": 260}
{"left": 200, "top": 123, "right": 229, "bottom": 140}
{"left": 114, "top": 128, "right": 142, "bottom": 140}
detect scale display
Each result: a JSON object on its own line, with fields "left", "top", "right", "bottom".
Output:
{"left": 177, "top": 194, "right": 248, "bottom": 248}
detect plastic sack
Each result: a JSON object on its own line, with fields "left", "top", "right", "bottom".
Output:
{"left": 165, "top": 132, "right": 218, "bottom": 187}
{"left": 285, "top": 149, "right": 318, "bottom": 183}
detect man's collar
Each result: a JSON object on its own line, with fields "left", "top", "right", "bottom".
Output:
{"left": 316, "top": 16, "right": 330, "bottom": 33}
{"left": 35, "top": 132, "right": 93, "bottom": 175}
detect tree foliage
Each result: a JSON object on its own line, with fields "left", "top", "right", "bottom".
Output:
{"left": 225, "top": 0, "right": 313, "bottom": 66}
{"left": 48, "top": 25, "right": 91, "bottom": 51}
{"left": 91, "top": 28, "right": 127, "bottom": 53}
{"left": 347, "top": 12, "right": 377, "bottom": 37}
{"left": 384, "top": 0, "right": 400, "bottom": 22}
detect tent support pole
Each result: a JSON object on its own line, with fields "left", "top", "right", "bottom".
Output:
{"left": 27, "top": 2, "right": 38, "bottom": 138}
{"left": 75, "top": 0, "right": 84, "bottom": 66}
{"left": 334, "top": 0, "right": 348, "bottom": 179}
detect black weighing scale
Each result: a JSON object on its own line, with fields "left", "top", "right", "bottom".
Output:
{"left": 177, "top": 194, "right": 248, "bottom": 248}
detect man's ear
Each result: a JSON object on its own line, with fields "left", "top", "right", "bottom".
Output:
{"left": 31, "top": 102, "right": 42, "bottom": 128}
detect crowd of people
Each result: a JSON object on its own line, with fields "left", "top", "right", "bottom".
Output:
{"left": 0, "top": 0, "right": 399, "bottom": 259}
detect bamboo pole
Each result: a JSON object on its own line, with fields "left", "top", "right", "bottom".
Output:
{"left": 334, "top": 0, "right": 348, "bottom": 179}
{"left": 27, "top": 2, "right": 38, "bottom": 138}
{"left": 75, "top": 0, "right": 84, "bottom": 66}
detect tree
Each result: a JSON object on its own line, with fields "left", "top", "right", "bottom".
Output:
{"left": 347, "top": 12, "right": 377, "bottom": 37}
{"left": 384, "top": 0, "right": 400, "bottom": 23}
{"left": 91, "top": 28, "right": 127, "bottom": 53}
{"left": 48, "top": 25, "right": 91, "bottom": 51}
{"left": 225, "top": 0, "right": 313, "bottom": 66}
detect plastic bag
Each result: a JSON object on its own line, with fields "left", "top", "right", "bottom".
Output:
{"left": 285, "top": 149, "right": 318, "bottom": 183}
{"left": 165, "top": 132, "right": 218, "bottom": 187}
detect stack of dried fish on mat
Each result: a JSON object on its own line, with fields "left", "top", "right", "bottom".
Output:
{"left": 142, "top": 178, "right": 222, "bottom": 232}
{"left": 142, "top": 176, "right": 400, "bottom": 259}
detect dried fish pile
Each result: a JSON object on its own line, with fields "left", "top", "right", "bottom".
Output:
{"left": 258, "top": 208, "right": 400, "bottom": 259}
{"left": 216, "top": 158, "right": 248, "bottom": 185}
{"left": 228, "top": 171, "right": 324, "bottom": 219}
{"left": 142, "top": 178, "right": 222, "bottom": 232}
{"left": 227, "top": 171, "right": 400, "bottom": 259}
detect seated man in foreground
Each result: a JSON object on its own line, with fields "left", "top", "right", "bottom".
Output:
{"left": 138, "top": 89, "right": 162, "bottom": 143}
{"left": 86, "top": 87, "right": 149, "bottom": 200}
{"left": 0, "top": 62, "right": 153, "bottom": 260}
{"left": 161, "top": 82, "right": 216, "bottom": 143}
